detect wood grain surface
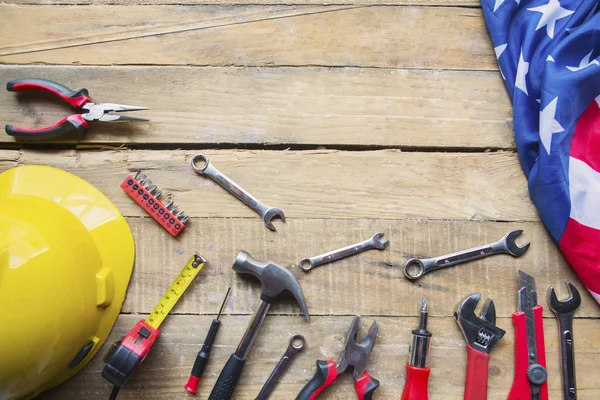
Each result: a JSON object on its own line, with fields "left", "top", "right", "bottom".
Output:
{"left": 1, "top": 0, "right": 598, "bottom": 399}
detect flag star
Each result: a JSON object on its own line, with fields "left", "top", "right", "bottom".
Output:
{"left": 515, "top": 49, "right": 530, "bottom": 95}
{"left": 495, "top": 44, "right": 508, "bottom": 78}
{"left": 527, "top": 0, "right": 574, "bottom": 39}
{"left": 493, "top": 0, "right": 505, "bottom": 12}
{"left": 546, "top": 55, "right": 555, "bottom": 62}
{"left": 566, "top": 50, "right": 600, "bottom": 72}
{"left": 539, "top": 97, "right": 564, "bottom": 154}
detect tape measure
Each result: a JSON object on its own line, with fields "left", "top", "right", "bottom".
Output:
{"left": 102, "top": 254, "right": 206, "bottom": 391}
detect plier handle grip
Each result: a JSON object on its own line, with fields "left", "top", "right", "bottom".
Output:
{"left": 5, "top": 78, "right": 147, "bottom": 140}
{"left": 296, "top": 316, "right": 380, "bottom": 400}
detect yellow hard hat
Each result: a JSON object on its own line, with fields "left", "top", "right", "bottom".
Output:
{"left": 0, "top": 165, "right": 135, "bottom": 400}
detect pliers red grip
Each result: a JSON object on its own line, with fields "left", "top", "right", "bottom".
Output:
{"left": 5, "top": 78, "right": 148, "bottom": 140}
{"left": 296, "top": 316, "right": 379, "bottom": 400}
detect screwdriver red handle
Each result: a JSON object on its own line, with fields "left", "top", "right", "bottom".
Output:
{"left": 401, "top": 364, "right": 430, "bottom": 400}
{"left": 464, "top": 344, "right": 489, "bottom": 400}
{"left": 6, "top": 114, "right": 89, "bottom": 140}
{"left": 354, "top": 370, "right": 380, "bottom": 400}
{"left": 7, "top": 78, "right": 92, "bottom": 108}
{"left": 184, "top": 319, "right": 221, "bottom": 394}
{"left": 295, "top": 359, "right": 339, "bottom": 400}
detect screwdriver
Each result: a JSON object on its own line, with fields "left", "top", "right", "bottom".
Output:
{"left": 184, "top": 287, "right": 231, "bottom": 394}
{"left": 402, "top": 298, "right": 432, "bottom": 400}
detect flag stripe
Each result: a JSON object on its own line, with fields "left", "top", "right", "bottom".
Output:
{"left": 561, "top": 217, "right": 600, "bottom": 294}
{"left": 569, "top": 157, "right": 600, "bottom": 230}
{"left": 570, "top": 97, "right": 600, "bottom": 172}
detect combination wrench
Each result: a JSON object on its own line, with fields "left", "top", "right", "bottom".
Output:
{"left": 255, "top": 334, "right": 305, "bottom": 400}
{"left": 548, "top": 282, "right": 581, "bottom": 400}
{"left": 191, "top": 154, "right": 285, "bottom": 231}
{"left": 300, "top": 233, "right": 389, "bottom": 272}
{"left": 403, "top": 229, "right": 530, "bottom": 280}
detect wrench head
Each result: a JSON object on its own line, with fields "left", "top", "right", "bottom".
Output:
{"left": 548, "top": 282, "right": 581, "bottom": 314}
{"left": 371, "top": 232, "right": 389, "bottom": 249}
{"left": 453, "top": 293, "right": 505, "bottom": 354}
{"left": 503, "top": 230, "right": 530, "bottom": 256}
{"left": 263, "top": 207, "right": 286, "bottom": 231}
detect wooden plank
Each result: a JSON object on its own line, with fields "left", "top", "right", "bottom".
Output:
{"left": 39, "top": 315, "right": 600, "bottom": 399}
{"left": 8, "top": 0, "right": 480, "bottom": 6}
{"left": 9, "top": 149, "right": 535, "bottom": 221}
{"left": 0, "top": 5, "right": 497, "bottom": 70}
{"left": 122, "top": 217, "right": 599, "bottom": 318}
{"left": 0, "top": 65, "right": 513, "bottom": 148}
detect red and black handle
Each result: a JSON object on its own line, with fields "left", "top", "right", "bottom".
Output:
{"left": 464, "top": 344, "right": 490, "bottom": 400}
{"left": 401, "top": 364, "right": 430, "bottom": 400}
{"left": 354, "top": 370, "right": 380, "bottom": 400}
{"left": 296, "top": 360, "right": 339, "bottom": 400}
{"left": 184, "top": 318, "right": 221, "bottom": 394}
{"left": 6, "top": 79, "right": 92, "bottom": 139}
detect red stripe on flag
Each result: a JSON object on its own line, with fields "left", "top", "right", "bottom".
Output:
{"left": 560, "top": 218, "right": 600, "bottom": 296}
{"left": 570, "top": 97, "right": 600, "bottom": 172}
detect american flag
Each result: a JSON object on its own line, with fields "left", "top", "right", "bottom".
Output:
{"left": 481, "top": 0, "right": 600, "bottom": 302}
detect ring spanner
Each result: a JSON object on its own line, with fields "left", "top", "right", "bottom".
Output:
{"left": 255, "top": 334, "right": 305, "bottom": 400}
{"left": 300, "top": 233, "right": 389, "bottom": 272}
{"left": 403, "top": 230, "right": 530, "bottom": 280}
{"left": 191, "top": 154, "right": 285, "bottom": 231}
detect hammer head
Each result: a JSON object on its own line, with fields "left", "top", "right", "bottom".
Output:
{"left": 233, "top": 250, "right": 310, "bottom": 322}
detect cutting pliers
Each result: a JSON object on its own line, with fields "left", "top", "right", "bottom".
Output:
{"left": 5, "top": 78, "right": 148, "bottom": 140}
{"left": 296, "top": 315, "right": 379, "bottom": 400}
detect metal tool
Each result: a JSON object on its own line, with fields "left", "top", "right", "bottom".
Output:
{"left": 454, "top": 293, "right": 505, "bottom": 400}
{"left": 185, "top": 288, "right": 232, "bottom": 394}
{"left": 5, "top": 79, "right": 147, "bottom": 140}
{"left": 191, "top": 154, "right": 285, "bottom": 231}
{"left": 402, "top": 298, "right": 431, "bottom": 400}
{"left": 300, "top": 232, "right": 389, "bottom": 272}
{"left": 208, "top": 251, "right": 309, "bottom": 400}
{"left": 255, "top": 334, "right": 306, "bottom": 400}
{"left": 296, "top": 316, "right": 379, "bottom": 400}
{"left": 404, "top": 229, "right": 530, "bottom": 280}
{"left": 102, "top": 254, "right": 206, "bottom": 400}
{"left": 509, "top": 271, "right": 548, "bottom": 400}
{"left": 548, "top": 282, "right": 581, "bottom": 400}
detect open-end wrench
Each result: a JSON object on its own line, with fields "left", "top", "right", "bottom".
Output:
{"left": 300, "top": 233, "right": 389, "bottom": 272}
{"left": 403, "top": 229, "right": 530, "bottom": 280}
{"left": 255, "top": 335, "right": 305, "bottom": 400}
{"left": 191, "top": 154, "right": 285, "bottom": 231}
{"left": 548, "top": 282, "right": 581, "bottom": 400}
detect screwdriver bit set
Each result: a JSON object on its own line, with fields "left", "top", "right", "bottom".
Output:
{"left": 120, "top": 170, "right": 189, "bottom": 237}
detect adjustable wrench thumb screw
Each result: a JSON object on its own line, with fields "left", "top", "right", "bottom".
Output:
{"left": 404, "top": 230, "right": 529, "bottom": 280}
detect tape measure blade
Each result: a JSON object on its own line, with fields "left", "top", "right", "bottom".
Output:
{"left": 145, "top": 254, "right": 206, "bottom": 330}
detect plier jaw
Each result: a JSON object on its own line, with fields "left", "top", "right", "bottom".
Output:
{"left": 296, "top": 315, "right": 380, "bottom": 400}
{"left": 5, "top": 78, "right": 148, "bottom": 140}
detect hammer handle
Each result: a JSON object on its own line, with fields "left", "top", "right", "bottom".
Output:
{"left": 208, "top": 354, "right": 245, "bottom": 400}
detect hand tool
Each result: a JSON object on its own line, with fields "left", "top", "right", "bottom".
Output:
{"left": 208, "top": 251, "right": 309, "bottom": 400}
{"left": 404, "top": 229, "right": 530, "bottom": 280}
{"left": 255, "top": 334, "right": 306, "bottom": 400}
{"left": 185, "top": 287, "right": 232, "bottom": 394}
{"left": 402, "top": 298, "right": 431, "bottom": 400}
{"left": 191, "top": 154, "right": 285, "bottom": 231}
{"left": 509, "top": 271, "right": 548, "bottom": 400}
{"left": 121, "top": 170, "right": 189, "bottom": 237}
{"left": 300, "top": 232, "right": 389, "bottom": 272}
{"left": 5, "top": 78, "right": 147, "bottom": 140}
{"left": 454, "top": 293, "right": 505, "bottom": 400}
{"left": 296, "top": 315, "right": 379, "bottom": 400}
{"left": 102, "top": 254, "right": 206, "bottom": 399}
{"left": 548, "top": 282, "right": 581, "bottom": 400}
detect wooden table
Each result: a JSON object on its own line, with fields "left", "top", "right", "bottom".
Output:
{"left": 1, "top": 1, "right": 598, "bottom": 399}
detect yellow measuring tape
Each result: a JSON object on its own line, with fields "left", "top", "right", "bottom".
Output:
{"left": 146, "top": 254, "right": 206, "bottom": 329}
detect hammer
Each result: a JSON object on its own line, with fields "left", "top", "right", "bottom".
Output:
{"left": 208, "top": 250, "right": 310, "bottom": 400}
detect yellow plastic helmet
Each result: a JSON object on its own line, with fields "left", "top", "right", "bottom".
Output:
{"left": 0, "top": 165, "right": 135, "bottom": 400}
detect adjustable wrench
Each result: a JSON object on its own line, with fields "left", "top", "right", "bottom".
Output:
{"left": 300, "top": 233, "right": 389, "bottom": 272}
{"left": 548, "top": 282, "right": 581, "bottom": 400}
{"left": 255, "top": 335, "right": 305, "bottom": 400}
{"left": 403, "top": 230, "right": 530, "bottom": 280}
{"left": 191, "top": 154, "right": 285, "bottom": 231}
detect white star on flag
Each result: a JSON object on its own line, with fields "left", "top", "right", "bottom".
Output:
{"left": 546, "top": 55, "right": 555, "bottom": 62}
{"left": 527, "top": 0, "right": 574, "bottom": 39}
{"left": 567, "top": 50, "right": 600, "bottom": 72}
{"left": 539, "top": 97, "right": 564, "bottom": 154}
{"left": 493, "top": 0, "right": 519, "bottom": 12}
{"left": 515, "top": 49, "right": 530, "bottom": 95}
{"left": 495, "top": 44, "right": 507, "bottom": 78}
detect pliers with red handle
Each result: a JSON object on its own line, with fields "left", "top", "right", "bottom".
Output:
{"left": 296, "top": 315, "right": 379, "bottom": 400}
{"left": 5, "top": 78, "right": 148, "bottom": 140}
